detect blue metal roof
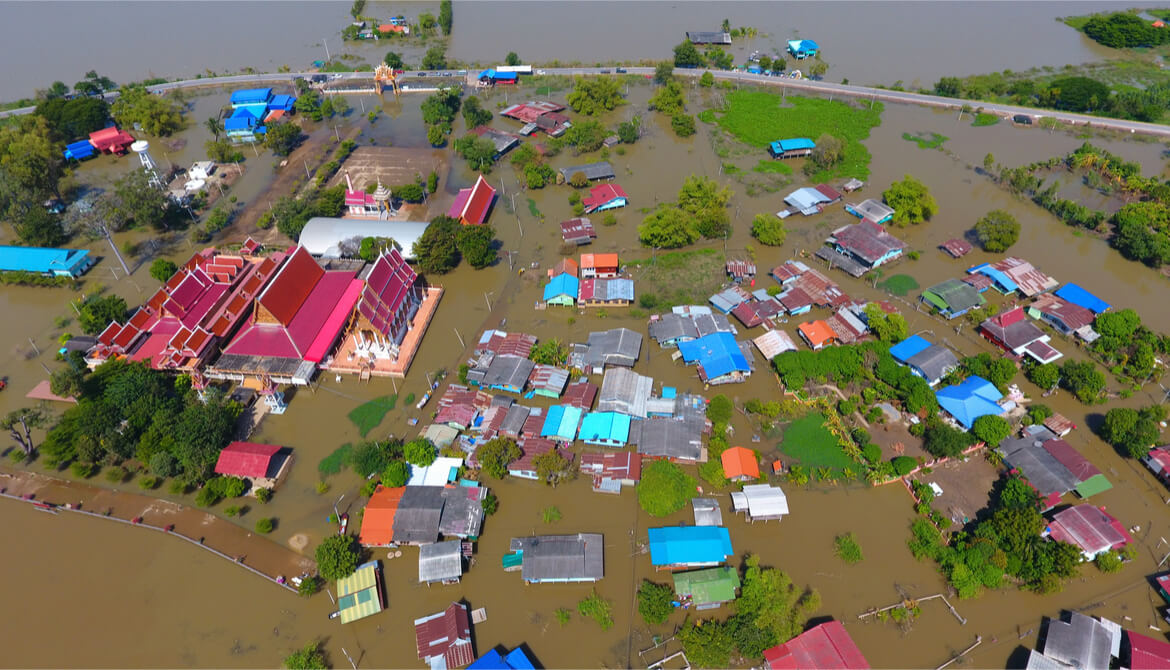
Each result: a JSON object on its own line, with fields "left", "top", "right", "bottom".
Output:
{"left": 541, "top": 404, "right": 583, "bottom": 440}
{"left": 230, "top": 88, "right": 273, "bottom": 105}
{"left": 968, "top": 263, "right": 1018, "bottom": 293}
{"left": 1054, "top": 283, "right": 1110, "bottom": 314}
{"left": 0, "top": 246, "right": 92, "bottom": 277}
{"left": 544, "top": 273, "right": 579, "bottom": 301}
{"left": 270, "top": 94, "right": 297, "bottom": 111}
{"left": 787, "top": 39, "right": 819, "bottom": 52}
{"left": 648, "top": 526, "right": 733, "bottom": 566}
{"left": 604, "top": 278, "right": 634, "bottom": 301}
{"left": 578, "top": 412, "right": 631, "bottom": 444}
{"left": 64, "top": 140, "right": 95, "bottom": 160}
{"left": 677, "top": 332, "right": 750, "bottom": 380}
{"left": 493, "top": 72, "right": 518, "bottom": 81}
{"left": 889, "top": 335, "right": 932, "bottom": 363}
{"left": 469, "top": 648, "right": 535, "bottom": 670}
{"left": 935, "top": 375, "right": 1003, "bottom": 430}
{"left": 225, "top": 107, "right": 258, "bottom": 131}
{"left": 479, "top": 69, "right": 496, "bottom": 79}
{"left": 770, "top": 138, "right": 816, "bottom": 153}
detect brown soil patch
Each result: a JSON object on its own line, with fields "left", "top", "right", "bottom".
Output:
{"left": 908, "top": 454, "right": 999, "bottom": 528}
{"left": 287, "top": 532, "right": 310, "bottom": 552}
{"left": 326, "top": 145, "right": 448, "bottom": 193}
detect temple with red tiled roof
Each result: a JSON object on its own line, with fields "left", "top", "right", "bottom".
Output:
{"left": 448, "top": 175, "right": 497, "bottom": 225}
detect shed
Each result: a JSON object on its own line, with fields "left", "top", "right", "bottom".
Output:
{"left": 507, "top": 533, "right": 604, "bottom": 583}
{"left": 64, "top": 139, "right": 96, "bottom": 160}
{"left": 692, "top": 498, "right": 724, "bottom": 526}
{"left": 721, "top": 446, "right": 760, "bottom": 482}
{"left": 558, "top": 162, "right": 615, "bottom": 182}
{"left": 784, "top": 186, "right": 831, "bottom": 213}
{"left": 1044, "top": 413, "right": 1076, "bottom": 437}
{"left": 940, "top": 238, "right": 972, "bottom": 258}
{"left": 647, "top": 526, "right": 733, "bottom": 569}
{"left": 844, "top": 199, "right": 895, "bottom": 225}
{"left": 336, "top": 560, "right": 386, "bottom": 624}
{"left": 673, "top": 567, "right": 740, "bottom": 608}
{"left": 419, "top": 540, "right": 464, "bottom": 584}
{"left": 731, "top": 483, "right": 789, "bottom": 522}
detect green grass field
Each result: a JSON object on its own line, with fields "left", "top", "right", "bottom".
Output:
{"left": 878, "top": 274, "right": 920, "bottom": 296}
{"left": 714, "top": 91, "right": 883, "bottom": 181}
{"left": 901, "top": 131, "right": 949, "bottom": 149}
{"left": 318, "top": 443, "right": 354, "bottom": 476}
{"left": 347, "top": 395, "right": 397, "bottom": 437}
{"left": 779, "top": 413, "right": 855, "bottom": 474}
{"left": 697, "top": 109, "right": 716, "bottom": 124}
{"left": 626, "top": 248, "right": 725, "bottom": 305}
{"left": 971, "top": 113, "right": 1000, "bottom": 127}
{"left": 752, "top": 159, "right": 792, "bottom": 175}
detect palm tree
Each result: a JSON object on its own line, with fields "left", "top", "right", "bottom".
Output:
{"left": 205, "top": 117, "right": 223, "bottom": 141}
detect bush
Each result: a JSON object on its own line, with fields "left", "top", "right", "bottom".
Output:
{"left": 149, "top": 259, "right": 178, "bottom": 282}
{"left": 637, "top": 460, "right": 697, "bottom": 517}
{"left": 637, "top": 579, "right": 675, "bottom": 625}
{"left": 577, "top": 590, "right": 614, "bottom": 630}
{"left": 255, "top": 517, "right": 275, "bottom": 534}
{"left": 892, "top": 456, "right": 916, "bottom": 476}
{"left": 834, "top": 533, "right": 864, "bottom": 564}
{"left": 861, "top": 443, "right": 882, "bottom": 464}
{"left": 707, "top": 395, "right": 733, "bottom": 423}
{"left": 671, "top": 113, "right": 697, "bottom": 137}
{"left": 137, "top": 475, "right": 159, "bottom": 490}
{"left": 254, "top": 487, "right": 272, "bottom": 503}
{"left": 382, "top": 460, "right": 410, "bottom": 487}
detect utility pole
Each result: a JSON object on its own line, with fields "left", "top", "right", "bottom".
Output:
{"left": 454, "top": 328, "right": 465, "bottom": 348}
{"left": 323, "top": 38, "right": 331, "bottom": 62}
{"left": 99, "top": 224, "right": 131, "bottom": 276}
{"left": 484, "top": 292, "right": 493, "bottom": 311}
{"left": 304, "top": 160, "right": 312, "bottom": 180}
{"left": 340, "top": 647, "right": 357, "bottom": 670}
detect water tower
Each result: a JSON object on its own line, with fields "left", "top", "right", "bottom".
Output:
{"left": 130, "top": 140, "right": 164, "bottom": 190}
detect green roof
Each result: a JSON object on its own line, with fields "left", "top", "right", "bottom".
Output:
{"left": 923, "top": 279, "right": 985, "bottom": 313}
{"left": 336, "top": 561, "right": 384, "bottom": 624}
{"left": 1075, "top": 473, "right": 1113, "bottom": 499}
{"left": 672, "top": 567, "right": 740, "bottom": 605}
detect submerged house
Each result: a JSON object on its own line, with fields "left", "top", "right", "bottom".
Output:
{"left": 391, "top": 485, "right": 487, "bottom": 545}
{"left": 540, "top": 404, "right": 584, "bottom": 443}
{"left": 582, "top": 184, "right": 628, "bottom": 213}
{"left": 721, "top": 446, "right": 760, "bottom": 483}
{"left": 827, "top": 220, "right": 907, "bottom": 272}
{"left": 786, "top": 39, "right": 820, "bottom": 59}
{"left": 579, "top": 278, "right": 633, "bottom": 307}
{"left": 449, "top": 175, "right": 497, "bottom": 225}
{"left": 844, "top": 199, "right": 895, "bottom": 225}
{"left": 1029, "top": 293, "right": 1098, "bottom": 342}
{"left": 88, "top": 125, "right": 136, "bottom": 154}
{"left": 359, "top": 484, "right": 406, "bottom": 547}
{"left": 571, "top": 328, "right": 642, "bottom": 373}
{"left": 752, "top": 329, "right": 798, "bottom": 359}
{"left": 543, "top": 273, "right": 579, "bottom": 307}
{"left": 769, "top": 138, "right": 816, "bottom": 159}
{"left": 505, "top": 438, "right": 559, "bottom": 480}
{"left": 469, "top": 648, "right": 536, "bottom": 670}
{"left": 213, "top": 441, "right": 289, "bottom": 489}
{"left": 731, "top": 484, "right": 789, "bottom": 522}
{"left": 580, "top": 253, "right": 619, "bottom": 279}
{"left": 921, "top": 279, "right": 985, "bottom": 319}
{"left": 935, "top": 375, "right": 1005, "bottom": 430}
{"left": 560, "top": 217, "right": 596, "bottom": 245}
{"left": 580, "top": 452, "right": 642, "bottom": 493}
{"left": 505, "top": 533, "right": 604, "bottom": 583}
{"left": 888, "top": 335, "right": 959, "bottom": 386}
{"left": 686, "top": 31, "right": 732, "bottom": 45}
{"left": 1054, "top": 283, "right": 1110, "bottom": 314}
{"left": 979, "top": 306, "right": 1062, "bottom": 363}
{"left": 500, "top": 100, "right": 571, "bottom": 136}
{"left": 335, "top": 560, "right": 386, "bottom": 624}
{"left": 763, "top": 620, "right": 870, "bottom": 670}
{"left": 1044, "top": 504, "right": 1131, "bottom": 560}
{"left": 673, "top": 567, "right": 740, "bottom": 610}
{"left": 1026, "top": 612, "right": 1117, "bottom": 670}
{"left": 469, "top": 125, "right": 521, "bottom": 157}
{"left": 577, "top": 411, "right": 631, "bottom": 447}
{"left": 998, "top": 426, "right": 1113, "bottom": 501}
{"left": 648, "top": 526, "right": 734, "bottom": 570}
{"left": 1143, "top": 446, "right": 1170, "bottom": 487}
{"left": 968, "top": 257, "right": 1058, "bottom": 297}
{"left": 415, "top": 602, "right": 475, "bottom": 670}
{"left": 419, "top": 540, "right": 464, "bottom": 585}
{"left": 559, "top": 162, "right": 615, "bottom": 183}
{"left": 597, "top": 367, "right": 654, "bottom": 418}
{"left": 0, "top": 245, "right": 94, "bottom": 278}
{"left": 678, "top": 332, "right": 753, "bottom": 385}
{"left": 797, "top": 320, "right": 838, "bottom": 351}
{"left": 633, "top": 417, "right": 706, "bottom": 463}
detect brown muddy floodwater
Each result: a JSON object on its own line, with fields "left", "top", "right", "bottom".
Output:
{"left": 4, "top": 81, "right": 1170, "bottom": 668}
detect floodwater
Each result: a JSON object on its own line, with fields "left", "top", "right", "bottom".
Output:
{"left": 5, "top": 78, "right": 1170, "bottom": 668}
{"left": 0, "top": 1, "right": 1127, "bottom": 102}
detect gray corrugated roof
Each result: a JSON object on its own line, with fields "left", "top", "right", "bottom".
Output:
{"left": 998, "top": 428, "right": 1078, "bottom": 497}
{"left": 635, "top": 418, "right": 704, "bottom": 461}
{"left": 558, "top": 162, "right": 615, "bottom": 181}
{"left": 511, "top": 533, "right": 604, "bottom": 581}
{"left": 500, "top": 404, "right": 531, "bottom": 436}
{"left": 906, "top": 344, "right": 959, "bottom": 383}
{"left": 438, "top": 486, "right": 486, "bottom": 538}
{"left": 393, "top": 486, "right": 446, "bottom": 544}
{"left": 1040, "top": 613, "right": 1113, "bottom": 670}
{"left": 692, "top": 498, "right": 723, "bottom": 526}
{"left": 598, "top": 367, "right": 653, "bottom": 418}
{"left": 649, "top": 313, "right": 699, "bottom": 344}
{"left": 482, "top": 355, "right": 535, "bottom": 390}
{"left": 419, "top": 540, "right": 464, "bottom": 582}
{"left": 585, "top": 328, "right": 642, "bottom": 368}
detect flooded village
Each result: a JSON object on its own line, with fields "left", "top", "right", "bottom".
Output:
{"left": 7, "top": 3, "right": 1170, "bottom": 670}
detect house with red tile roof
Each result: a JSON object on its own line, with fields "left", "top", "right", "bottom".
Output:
{"left": 449, "top": 175, "right": 497, "bottom": 225}
{"left": 211, "top": 246, "right": 364, "bottom": 383}
{"left": 580, "top": 451, "right": 642, "bottom": 493}
{"left": 415, "top": 602, "right": 475, "bottom": 670}
{"left": 764, "top": 621, "right": 870, "bottom": 670}
{"left": 213, "top": 441, "right": 283, "bottom": 481}
{"left": 582, "top": 184, "right": 628, "bottom": 214}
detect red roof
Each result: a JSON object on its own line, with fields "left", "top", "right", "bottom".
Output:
{"left": 560, "top": 217, "right": 596, "bottom": 243}
{"left": 507, "top": 438, "right": 556, "bottom": 473}
{"left": 357, "top": 248, "right": 419, "bottom": 339}
{"left": 214, "top": 441, "right": 281, "bottom": 478}
{"left": 1047, "top": 505, "right": 1131, "bottom": 556}
{"left": 88, "top": 126, "right": 136, "bottom": 152}
{"left": 415, "top": 603, "right": 475, "bottom": 669}
{"left": 764, "top": 621, "right": 870, "bottom": 670}
{"left": 258, "top": 247, "right": 323, "bottom": 327}
{"left": 582, "top": 183, "right": 627, "bottom": 211}
{"left": 814, "top": 183, "right": 843, "bottom": 202}
{"left": 941, "top": 238, "right": 973, "bottom": 257}
{"left": 732, "top": 301, "right": 765, "bottom": 328}
{"left": 580, "top": 253, "right": 618, "bottom": 271}
{"left": 1042, "top": 439, "right": 1101, "bottom": 482}
{"left": 1031, "top": 294, "right": 1094, "bottom": 331}
{"left": 563, "top": 380, "right": 598, "bottom": 409}
{"left": 580, "top": 451, "right": 642, "bottom": 481}
{"left": 1127, "top": 630, "right": 1170, "bottom": 670}
{"left": 450, "top": 175, "right": 496, "bottom": 225}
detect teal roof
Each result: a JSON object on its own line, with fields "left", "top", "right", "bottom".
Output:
{"left": 544, "top": 273, "right": 579, "bottom": 301}
{"left": 0, "top": 245, "right": 92, "bottom": 277}
{"left": 578, "top": 411, "right": 631, "bottom": 444}
{"left": 648, "top": 526, "right": 733, "bottom": 566}
{"left": 770, "top": 138, "right": 816, "bottom": 153}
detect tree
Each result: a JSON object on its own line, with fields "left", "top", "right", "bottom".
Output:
{"left": 808, "top": 58, "right": 828, "bottom": 79}
{"left": 382, "top": 460, "right": 410, "bottom": 487}
{"left": 704, "top": 47, "right": 734, "bottom": 70}
{"left": 394, "top": 183, "right": 425, "bottom": 203}
{"left": 413, "top": 216, "right": 461, "bottom": 274}
{"left": 570, "top": 171, "right": 589, "bottom": 188}
{"left": 566, "top": 77, "right": 624, "bottom": 116}
{"left": 16, "top": 207, "right": 67, "bottom": 247}
{"left": 284, "top": 641, "right": 327, "bottom": 670}
{"left": 737, "top": 554, "right": 820, "bottom": 646}
{"left": 972, "top": 415, "right": 1012, "bottom": 446}
{"left": 974, "top": 209, "right": 1021, "bottom": 252}
{"left": 114, "top": 167, "right": 172, "bottom": 230}
{"left": 750, "top": 213, "right": 786, "bottom": 246}
{"left": 678, "top": 175, "right": 732, "bottom": 238}
{"left": 534, "top": 449, "right": 574, "bottom": 487}
{"left": 421, "top": 46, "right": 447, "bottom": 70}
{"left": 418, "top": 12, "right": 437, "bottom": 31}
{"left": 79, "top": 295, "right": 127, "bottom": 335}
{"left": 452, "top": 135, "right": 497, "bottom": 170}
{"left": 923, "top": 419, "right": 976, "bottom": 458}
{"left": 426, "top": 124, "right": 445, "bottom": 147}
{"left": 524, "top": 162, "right": 555, "bottom": 189}
{"left": 639, "top": 205, "right": 700, "bottom": 249}
{"left": 617, "top": 120, "right": 639, "bottom": 144}
{"left": 110, "top": 85, "right": 183, "bottom": 136}
{"left": 700, "top": 71, "right": 715, "bottom": 87}
{"left": 505, "top": 52, "right": 521, "bottom": 66}
{"left": 882, "top": 175, "right": 937, "bottom": 226}
{"left": 350, "top": 0, "right": 365, "bottom": 18}
{"left": 530, "top": 338, "right": 568, "bottom": 365}
{"left": 35, "top": 96, "right": 110, "bottom": 140}
{"left": 403, "top": 438, "right": 436, "bottom": 467}
{"left": 1100, "top": 406, "right": 1161, "bottom": 459}
{"left": 315, "top": 535, "right": 360, "bottom": 581}
{"left": 707, "top": 395, "right": 733, "bottom": 423}
{"left": 671, "top": 113, "right": 696, "bottom": 137}
{"left": 678, "top": 618, "right": 735, "bottom": 669}
{"left": 864, "top": 304, "right": 908, "bottom": 342}
{"left": 50, "top": 365, "right": 86, "bottom": 399}
{"left": 427, "top": 171, "right": 439, "bottom": 193}
{"left": 637, "top": 460, "right": 696, "bottom": 516}
{"left": 654, "top": 62, "right": 675, "bottom": 84}
{"left": 1043, "top": 76, "right": 1111, "bottom": 112}
{"left": 637, "top": 579, "right": 675, "bottom": 625}
{"left": 2, "top": 407, "right": 48, "bottom": 458}
{"left": 421, "top": 87, "right": 461, "bottom": 126}
{"left": 383, "top": 51, "right": 404, "bottom": 69}
{"left": 455, "top": 224, "right": 497, "bottom": 268}
{"left": 1059, "top": 360, "right": 1106, "bottom": 404}
{"left": 475, "top": 438, "right": 521, "bottom": 479}
{"left": 935, "top": 77, "right": 962, "bottom": 97}
{"left": 0, "top": 116, "right": 64, "bottom": 213}
{"left": 673, "top": 40, "right": 704, "bottom": 68}
{"left": 461, "top": 96, "right": 492, "bottom": 128}
{"left": 563, "top": 119, "right": 608, "bottom": 153}
{"left": 149, "top": 259, "right": 178, "bottom": 282}
{"left": 806, "top": 134, "right": 845, "bottom": 174}
{"left": 439, "top": 0, "right": 453, "bottom": 34}
{"left": 1027, "top": 362, "right": 1060, "bottom": 390}
{"left": 265, "top": 122, "right": 303, "bottom": 157}
{"left": 649, "top": 81, "right": 685, "bottom": 114}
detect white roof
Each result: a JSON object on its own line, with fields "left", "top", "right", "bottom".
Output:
{"left": 753, "top": 330, "right": 797, "bottom": 359}
{"left": 734, "top": 484, "right": 789, "bottom": 517}
{"left": 299, "top": 217, "right": 430, "bottom": 260}
{"left": 408, "top": 457, "right": 463, "bottom": 487}
{"left": 784, "top": 187, "right": 830, "bottom": 211}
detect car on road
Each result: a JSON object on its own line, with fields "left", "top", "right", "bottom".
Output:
{"left": 615, "top": 67, "right": 627, "bottom": 73}
{"left": 457, "top": 70, "right": 467, "bottom": 76}
{"left": 442, "top": 72, "right": 452, "bottom": 77}
{"left": 416, "top": 71, "right": 426, "bottom": 77}
{"left": 600, "top": 69, "right": 611, "bottom": 74}
{"left": 331, "top": 73, "right": 344, "bottom": 80}
{"left": 536, "top": 69, "right": 547, "bottom": 75}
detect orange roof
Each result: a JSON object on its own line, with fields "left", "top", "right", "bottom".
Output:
{"left": 257, "top": 246, "right": 323, "bottom": 327}
{"left": 359, "top": 485, "right": 405, "bottom": 546}
{"left": 798, "top": 320, "right": 837, "bottom": 347}
{"left": 378, "top": 23, "right": 408, "bottom": 32}
{"left": 581, "top": 252, "right": 618, "bottom": 269}
{"left": 721, "top": 446, "right": 760, "bottom": 479}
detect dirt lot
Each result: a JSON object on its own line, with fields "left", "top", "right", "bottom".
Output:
{"left": 908, "top": 454, "right": 1000, "bottom": 528}
{"left": 326, "top": 145, "right": 449, "bottom": 195}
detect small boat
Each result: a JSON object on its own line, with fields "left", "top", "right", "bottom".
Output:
{"left": 416, "top": 391, "right": 432, "bottom": 410}
{"left": 338, "top": 512, "right": 349, "bottom": 535}
{"left": 328, "top": 610, "right": 341, "bottom": 620}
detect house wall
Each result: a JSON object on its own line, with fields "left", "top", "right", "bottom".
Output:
{"left": 546, "top": 295, "right": 575, "bottom": 307}
{"left": 873, "top": 248, "right": 903, "bottom": 267}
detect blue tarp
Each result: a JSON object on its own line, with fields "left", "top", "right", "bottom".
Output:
{"left": 64, "top": 140, "right": 95, "bottom": 160}
{"left": 544, "top": 273, "right": 579, "bottom": 301}
{"left": 230, "top": 88, "right": 273, "bottom": 106}
{"left": 578, "top": 412, "right": 631, "bottom": 444}
{"left": 648, "top": 526, "right": 733, "bottom": 566}
{"left": 936, "top": 375, "right": 1003, "bottom": 430}
{"left": 1054, "top": 283, "right": 1110, "bottom": 314}
{"left": 889, "top": 335, "right": 932, "bottom": 364}
{"left": 678, "top": 332, "right": 750, "bottom": 381}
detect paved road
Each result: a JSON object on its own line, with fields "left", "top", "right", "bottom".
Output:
{"left": 5, "top": 66, "right": 1168, "bottom": 138}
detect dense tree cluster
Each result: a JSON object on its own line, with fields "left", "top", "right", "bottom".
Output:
{"left": 637, "top": 460, "right": 696, "bottom": 516}
{"left": 566, "top": 77, "right": 624, "bottom": 116}
{"left": 637, "top": 176, "right": 731, "bottom": 248}
{"left": 35, "top": 96, "right": 110, "bottom": 141}
{"left": 562, "top": 119, "right": 608, "bottom": 153}
{"left": 474, "top": 438, "right": 521, "bottom": 479}
{"left": 882, "top": 175, "right": 937, "bottom": 226}
{"left": 110, "top": 85, "right": 183, "bottom": 136}
{"left": 1100, "top": 405, "right": 1166, "bottom": 459}
{"left": 750, "top": 213, "right": 787, "bottom": 246}
{"left": 1082, "top": 12, "right": 1170, "bottom": 48}
{"left": 271, "top": 184, "right": 346, "bottom": 240}
{"left": 772, "top": 342, "right": 938, "bottom": 416}
{"left": 974, "top": 209, "right": 1021, "bottom": 252}
{"left": 934, "top": 69, "right": 1170, "bottom": 122}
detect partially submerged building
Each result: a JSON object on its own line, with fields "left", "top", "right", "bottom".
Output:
{"left": 500, "top": 100, "right": 570, "bottom": 137}
{"left": 505, "top": 533, "right": 604, "bottom": 583}
{"left": 677, "top": 332, "right": 753, "bottom": 385}
{"left": 998, "top": 426, "right": 1112, "bottom": 503}
{"left": 935, "top": 375, "right": 1006, "bottom": 430}
{"left": 578, "top": 411, "right": 631, "bottom": 447}
{"left": 571, "top": 328, "right": 642, "bottom": 374}
{"left": 844, "top": 199, "right": 894, "bottom": 225}
{"left": 673, "top": 567, "right": 740, "bottom": 609}
{"left": 580, "top": 451, "right": 642, "bottom": 493}
{"left": 597, "top": 367, "right": 654, "bottom": 417}
{"left": 753, "top": 329, "right": 798, "bottom": 359}
{"left": 560, "top": 217, "right": 596, "bottom": 245}
{"left": 721, "top": 446, "right": 760, "bottom": 483}
{"left": 692, "top": 498, "right": 723, "bottom": 526}
{"left": 823, "top": 220, "right": 907, "bottom": 276}
{"left": 979, "top": 306, "right": 1062, "bottom": 363}
{"left": 763, "top": 620, "right": 869, "bottom": 670}
{"left": 212, "top": 441, "right": 290, "bottom": 490}
{"left": 1026, "top": 612, "right": 1116, "bottom": 670}
{"left": 1045, "top": 504, "right": 1131, "bottom": 560}
{"left": 888, "top": 335, "right": 959, "bottom": 386}
{"left": 581, "top": 184, "right": 627, "bottom": 213}
{"left": 632, "top": 417, "right": 706, "bottom": 463}
{"left": 648, "top": 526, "right": 733, "bottom": 570}
{"left": 968, "top": 257, "right": 1058, "bottom": 297}
{"left": 1054, "top": 283, "right": 1110, "bottom": 314}
{"left": 731, "top": 483, "right": 789, "bottom": 522}
{"left": 0, "top": 245, "right": 94, "bottom": 278}
{"left": 415, "top": 602, "right": 475, "bottom": 670}
{"left": 335, "top": 560, "right": 386, "bottom": 624}
{"left": 580, "top": 252, "right": 619, "bottom": 279}
{"left": 391, "top": 485, "right": 487, "bottom": 545}
{"left": 1029, "top": 293, "right": 1098, "bottom": 342}
{"left": 578, "top": 278, "right": 633, "bottom": 307}
{"left": 449, "top": 175, "right": 497, "bottom": 226}
{"left": 543, "top": 273, "right": 578, "bottom": 307}
{"left": 419, "top": 540, "right": 465, "bottom": 585}
{"left": 921, "top": 279, "right": 985, "bottom": 320}
{"left": 559, "top": 162, "right": 615, "bottom": 183}
{"left": 769, "top": 138, "right": 816, "bottom": 159}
